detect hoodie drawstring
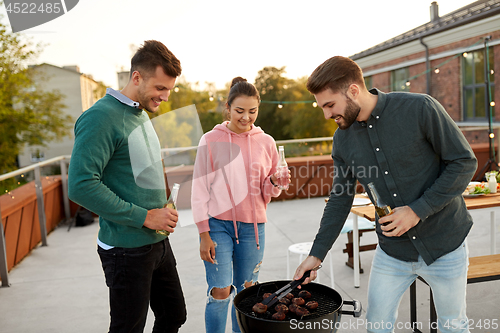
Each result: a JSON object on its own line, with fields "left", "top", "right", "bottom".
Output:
{"left": 247, "top": 136, "right": 260, "bottom": 250}
{"left": 227, "top": 133, "right": 239, "bottom": 244}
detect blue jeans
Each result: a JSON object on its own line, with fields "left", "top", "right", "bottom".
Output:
{"left": 203, "top": 217, "right": 265, "bottom": 333}
{"left": 97, "top": 239, "right": 186, "bottom": 333}
{"left": 366, "top": 242, "right": 469, "bottom": 333}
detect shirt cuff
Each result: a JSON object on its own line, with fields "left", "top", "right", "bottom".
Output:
{"left": 196, "top": 220, "right": 210, "bottom": 234}
{"left": 409, "top": 197, "right": 433, "bottom": 222}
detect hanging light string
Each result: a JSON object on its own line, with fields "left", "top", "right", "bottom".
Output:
{"left": 381, "top": 37, "right": 486, "bottom": 91}
{"left": 258, "top": 37, "right": 491, "bottom": 106}
{"left": 260, "top": 100, "right": 318, "bottom": 108}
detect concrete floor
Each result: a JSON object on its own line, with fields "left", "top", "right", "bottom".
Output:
{"left": 0, "top": 196, "right": 499, "bottom": 333}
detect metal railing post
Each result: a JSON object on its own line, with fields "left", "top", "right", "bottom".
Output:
{"left": 0, "top": 208, "right": 10, "bottom": 287}
{"left": 34, "top": 166, "right": 48, "bottom": 247}
{"left": 60, "top": 159, "right": 71, "bottom": 221}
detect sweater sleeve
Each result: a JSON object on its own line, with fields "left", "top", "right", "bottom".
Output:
{"left": 191, "top": 135, "right": 214, "bottom": 233}
{"left": 261, "top": 139, "right": 281, "bottom": 203}
{"left": 68, "top": 109, "right": 148, "bottom": 228}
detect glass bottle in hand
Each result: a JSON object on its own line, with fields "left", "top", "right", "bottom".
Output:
{"left": 157, "top": 183, "right": 180, "bottom": 236}
{"left": 277, "top": 146, "right": 289, "bottom": 190}
{"left": 367, "top": 182, "right": 393, "bottom": 226}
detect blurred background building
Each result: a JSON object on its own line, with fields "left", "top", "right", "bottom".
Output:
{"left": 17, "top": 64, "right": 103, "bottom": 167}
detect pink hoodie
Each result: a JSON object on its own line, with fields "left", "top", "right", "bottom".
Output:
{"left": 191, "top": 121, "right": 282, "bottom": 249}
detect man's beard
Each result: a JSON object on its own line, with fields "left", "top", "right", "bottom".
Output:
{"left": 338, "top": 97, "right": 361, "bottom": 130}
{"left": 137, "top": 86, "right": 158, "bottom": 113}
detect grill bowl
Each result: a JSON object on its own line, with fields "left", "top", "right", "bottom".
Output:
{"left": 234, "top": 280, "right": 361, "bottom": 333}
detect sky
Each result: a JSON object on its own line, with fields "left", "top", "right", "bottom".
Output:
{"left": 1, "top": 0, "right": 476, "bottom": 90}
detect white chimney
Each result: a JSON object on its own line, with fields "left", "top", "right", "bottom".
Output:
{"left": 430, "top": 1, "right": 439, "bottom": 22}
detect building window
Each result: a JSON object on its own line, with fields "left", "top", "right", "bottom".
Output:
{"left": 30, "top": 150, "right": 45, "bottom": 162}
{"left": 391, "top": 67, "right": 410, "bottom": 92}
{"left": 364, "top": 76, "right": 372, "bottom": 90}
{"left": 463, "top": 48, "right": 495, "bottom": 121}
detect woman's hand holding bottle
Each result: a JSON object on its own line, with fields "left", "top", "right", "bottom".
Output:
{"left": 275, "top": 145, "right": 291, "bottom": 190}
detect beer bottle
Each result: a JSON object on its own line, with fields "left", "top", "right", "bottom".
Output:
{"left": 367, "top": 182, "right": 393, "bottom": 225}
{"left": 277, "top": 146, "right": 289, "bottom": 190}
{"left": 157, "top": 183, "right": 180, "bottom": 236}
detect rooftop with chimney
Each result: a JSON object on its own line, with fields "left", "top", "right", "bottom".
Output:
{"left": 351, "top": 0, "right": 500, "bottom": 60}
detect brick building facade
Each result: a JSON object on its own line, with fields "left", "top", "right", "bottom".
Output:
{"left": 351, "top": 0, "right": 500, "bottom": 146}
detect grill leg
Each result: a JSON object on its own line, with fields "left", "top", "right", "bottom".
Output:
{"left": 410, "top": 281, "right": 422, "bottom": 333}
{"left": 430, "top": 292, "right": 437, "bottom": 333}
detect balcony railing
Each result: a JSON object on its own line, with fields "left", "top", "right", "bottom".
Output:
{"left": 0, "top": 131, "right": 496, "bottom": 287}
{"left": 0, "top": 156, "right": 71, "bottom": 287}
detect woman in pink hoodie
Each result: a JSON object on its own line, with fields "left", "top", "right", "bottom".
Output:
{"left": 192, "top": 77, "right": 290, "bottom": 333}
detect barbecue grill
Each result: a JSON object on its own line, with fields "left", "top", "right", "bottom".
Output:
{"left": 234, "top": 280, "right": 361, "bottom": 333}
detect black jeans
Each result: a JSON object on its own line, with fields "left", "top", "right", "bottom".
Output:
{"left": 98, "top": 238, "right": 187, "bottom": 333}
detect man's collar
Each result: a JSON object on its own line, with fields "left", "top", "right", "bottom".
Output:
{"left": 106, "top": 88, "right": 140, "bottom": 109}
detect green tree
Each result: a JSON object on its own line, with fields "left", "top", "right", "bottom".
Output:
{"left": 254, "top": 67, "right": 337, "bottom": 140}
{"left": 93, "top": 80, "right": 108, "bottom": 101}
{"left": 0, "top": 16, "right": 72, "bottom": 174}
{"left": 254, "top": 66, "right": 295, "bottom": 139}
{"left": 154, "top": 78, "right": 222, "bottom": 135}
{"left": 285, "top": 77, "right": 338, "bottom": 139}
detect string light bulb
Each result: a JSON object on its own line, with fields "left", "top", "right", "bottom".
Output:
{"left": 209, "top": 96, "right": 214, "bottom": 102}
{"left": 491, "top": 101, "right": 496, "bottom": 107}
{"left": 490, "top": 132, "right": 495, "bottom": 139}
{"left": 463, "top": 52, "right": 468, "bottom": 57}
{"left": 278, "top": 103, "right": 283, "bottom": 109}
{"left": 174, "top": 86, "right": 179, "bottom": 93}
{"left": 434, "top": 68, "right": 440, "bottom": 74}
{"left": 405, "top": 81, "right": 411, "bottom": 86}
{"left": 312, "top": 102, "right": 318, "bottom": 108}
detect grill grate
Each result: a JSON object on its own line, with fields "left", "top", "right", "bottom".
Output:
{"left": 235, "top": 282, "right": 340, "bottom": 321}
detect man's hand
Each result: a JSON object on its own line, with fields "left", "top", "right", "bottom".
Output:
{"left": 199, "top": 232, "right": 216, "bottom": 264}
{"left": 293, "top": 255, "right": 322, "bottom": 287}
{"left": 378, "top": 206, "right": 420, "bottom": 237}
{"left": 143, "top": 207, "right": 179, "bottom": 233}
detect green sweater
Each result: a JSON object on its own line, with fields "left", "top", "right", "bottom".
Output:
{"left": 68, "top": 94, "right": 167, "bottom": 247}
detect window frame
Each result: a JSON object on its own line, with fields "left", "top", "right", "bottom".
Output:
{"left": 462, "top": 48, "right": 495, "bottom": 121}
{"left": 391, "top": 67, "right": 410, "bottom": 92}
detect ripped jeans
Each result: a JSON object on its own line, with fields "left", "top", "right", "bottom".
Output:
{"left": 203, "top": 217, "right": 265, "bottom": 333}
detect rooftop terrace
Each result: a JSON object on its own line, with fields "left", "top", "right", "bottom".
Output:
{"left": 0, "top": 197, "right": 499, "bottom": 333}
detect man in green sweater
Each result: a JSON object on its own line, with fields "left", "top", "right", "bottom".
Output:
{"left": 68, "top": 40, "right": 186, "bottom": 333}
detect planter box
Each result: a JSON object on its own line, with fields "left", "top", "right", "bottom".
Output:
{"left": 0, "top": 177, "right": 66, "bottom": 273}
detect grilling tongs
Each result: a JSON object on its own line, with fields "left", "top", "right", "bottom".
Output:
{"left": 261, "top": 265, "right": 322, "bottom": 308}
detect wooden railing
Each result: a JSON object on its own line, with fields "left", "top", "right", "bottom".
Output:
{"left": 0, "top": 156, "right": 73, "bottom": 287}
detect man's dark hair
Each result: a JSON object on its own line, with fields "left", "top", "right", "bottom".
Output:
{"left": 130, "top": 40, "right": 182, "bottom": 79}
{"left": 306, "top": 56, "right": 365, "bottom": 95}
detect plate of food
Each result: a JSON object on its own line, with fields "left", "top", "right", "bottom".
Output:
{"left": 463, "top": 182, "right": 490, "bottom": 197}
{"left": 463, "top": 193, "right": 486, "bottom": 198}
{"left": 353, "top": 198, "right": 371, "bottom": 206}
